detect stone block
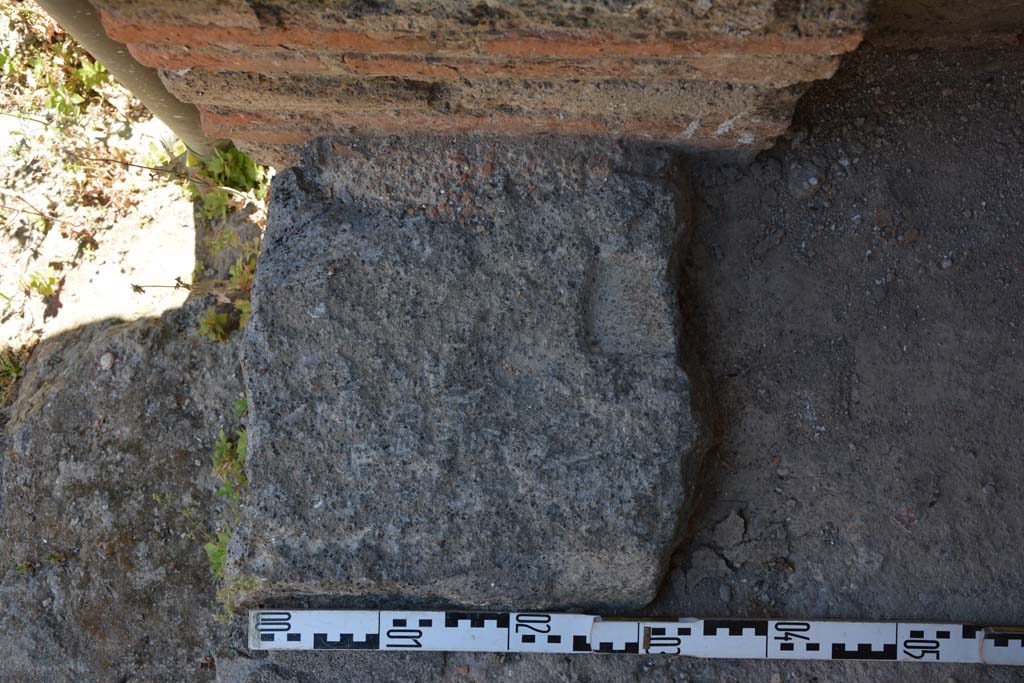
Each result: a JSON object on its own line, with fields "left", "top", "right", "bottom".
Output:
{"left": 232, "top": 135, "right": 704, "bottom": 609}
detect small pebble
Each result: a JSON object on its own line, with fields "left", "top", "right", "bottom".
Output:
{"left": 941, "top": 257, "right": 953, "bottom": 269}
{"left": 719, "top": 584, "right": 732, "bottom": 602}
{"left": 99, "top": 352, "right": 114, "bottom": 370}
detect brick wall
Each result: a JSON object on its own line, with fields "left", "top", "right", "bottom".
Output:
{"left": 92, "top": 0, "right": 870, "bottom": 167}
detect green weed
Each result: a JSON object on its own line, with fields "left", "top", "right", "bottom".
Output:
{"left": 155, "top": 417, "right": 251, "bottom": 589}
{"left": 212, "top": 429, "right": 247, "bottom": 504}
{"left": 31, "top": 213, "right": 51, "bottom": 234}
{"left": 191, "top": 259, "right": 207, "bottom": 284}
{"left": 1, "top": 13, "right": 110, "bottom": 122}
{"left": 204, "top": 529, "right": 231, "bottom": 580}
{"left": 204, "top": 427, "right": 247, "bottom": 577}
{"left": 186, "top": 145, "right": 270, "bottom": 220}
{"left": 26, "top": 268, "right": 58, "bottom": 297}
{"left": 206, "top": 415, "right": 253, "bottom": 616}
{"left": 0, "top": 349, "right": 22, "bottom": 382}
{"left": 0, "top": 345, "right": 31, "bottom": 405}
{"left": 140, "top": 138, "right": 186, "bottom": 169}
{"left": 193, "top": 238, "right": 258, "bottom": 341}
{"left": 75, "top": 58, "right": 108, "bottom": 93}
{"left": 234, "top": 300, "right": 251, "bottom": 329}
{"left": 46, "top": 549, "right": 69, "bottom": 564}
{"left": 215, "top": 575, "right": 263, "bottom": 622}
{"left": 0, "top": 46, "right": 26, "bottom": 82}
{"left": 228, "top": 242, "right": 259, "bottom": 293}
{"left": 197, "top": 307, "right": 231, "bottom": 342}
{"left": 206, "top": 146, "right": 268, "bottom": 197}
{"left": 205, "top": 228, "right": 241, "bottom": 255}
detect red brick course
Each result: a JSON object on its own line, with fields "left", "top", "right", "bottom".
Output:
{"left": 101, "top": 11, "right": 860, "bottom": 59}
{"left": 93, "top": 3, "right": 866, "bottom": 164}
{"left": 129, "top": 45, "right": 840, "bottom": 87}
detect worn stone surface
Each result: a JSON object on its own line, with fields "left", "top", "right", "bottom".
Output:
{"left": 0, "top": 300, "right": 243, "bottom": 683}
{"left": 94, "top": 0, "right": 868, "bottom": 45}
{"left": 216, "top": 650, "right": 445, "bottom": 683}
{"left": 232, "top": 134, "right": 703, "bottom": 609}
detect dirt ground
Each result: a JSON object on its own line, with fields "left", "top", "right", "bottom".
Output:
{"left": 648, "top": 44, "right": 1024, "bottom": 682}
{"left": 3, "top": 25, "right": 1024, "bottom": 683}
{"left": 0, "top": 3, "right": 196, "bottom": 388}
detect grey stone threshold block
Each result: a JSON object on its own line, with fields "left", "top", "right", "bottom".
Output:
{"left": 231, "top": 134, "right": 704, "bottom": 610}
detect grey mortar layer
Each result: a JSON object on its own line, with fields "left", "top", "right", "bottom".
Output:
{"left": 232, "top": 134, "right": 705, "bottom": 610}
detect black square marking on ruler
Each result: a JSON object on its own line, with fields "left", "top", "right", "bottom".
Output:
{"left": 910, "top": 630, "right": 924, "bottom": 639}
{"left": 937, "top": 631, "right": 950, "bottom": 640}
{"left": 392, "top": 619, "right": 407, "bottom": 627}
{"left": 807, "top": 643, "right": 821, "bottom": 652}
{"left": 547, "top": 635, "right": 562, "bottom": 644}
{"left": 677, "top": 627, "right": 691, "bottom": 636}
{"left": 419, "top": 619, "right": 432, "bottom": 627}
{"left": 260, "top": 633, "right": 275, "bottom": 642}
{"left": 597, "top": 642, "right": 640, "bottom": 654}
{"left": 522, "top": 634, "right": 536, "bottom": 644}
{"left": 287, "top": 633, "right": 301, "bottom": 642}
{"left": 830, "top": 643, "right": 897, "bottom": 660}
{"left": 963, "top": 625, "right": 984, "bottom": 639}
{"left": 444, "top": 612, "right": 510, "bottom": 629}
{"left": 984, "top": 633, "right": 1024, "bottom": 647}
{"left": 572, "top": 635, "right": 591, "bottom": 652}
{"left": 703, "top": 620, "right": 769, "bottom": 637}
{"left": 651, "top": 627, "right": 666, "bottom": 636}
{"left": 780, "top": 643, "right": 795, "bottom": 652}
{"left": 313, "top": 633, "right": 381, "bottom": 650}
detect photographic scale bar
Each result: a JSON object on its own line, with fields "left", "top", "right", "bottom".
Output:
{"left": 250, "top": 610, "right": 1024, "bottom": 666}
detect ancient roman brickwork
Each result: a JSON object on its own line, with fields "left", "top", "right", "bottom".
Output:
{"left": 91, "top": 0, "right": 869, "bottom": 167}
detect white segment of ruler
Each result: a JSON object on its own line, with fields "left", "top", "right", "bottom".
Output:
{"left": 249, "top": 610, "right": 1024, "bottom": 666}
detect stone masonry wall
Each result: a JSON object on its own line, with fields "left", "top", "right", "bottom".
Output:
{"left": 89, "top": 0, "right": 870, "bottom": 167}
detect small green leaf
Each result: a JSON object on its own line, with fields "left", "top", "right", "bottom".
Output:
{"left": 215, "top": 485, "right": 237, "bottom": 500}
{"left": 204, "top": 532, "right": 229, "bottom": 579}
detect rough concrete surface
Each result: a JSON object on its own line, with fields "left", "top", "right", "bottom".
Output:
{"left": 0, "top": 299, "right": 242, "bottom": 683}
{"left": 233, "top": 135, "right": 702, "bottom": 610}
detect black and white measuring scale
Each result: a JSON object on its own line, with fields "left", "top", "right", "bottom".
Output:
{"left": 250, "top": 610, "right": 1024, "bottom": 666}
